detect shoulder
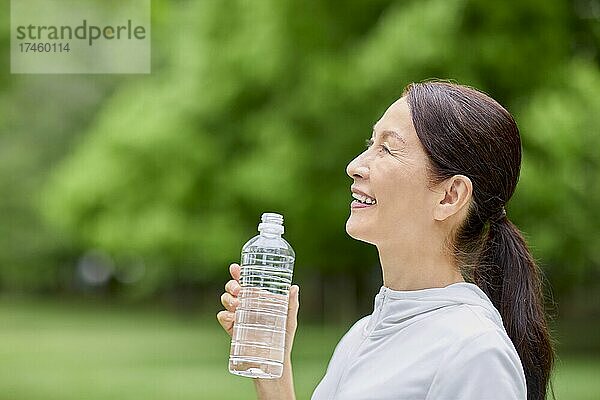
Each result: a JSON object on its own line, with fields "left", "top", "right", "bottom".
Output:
{"left": 442, "top": 328, "right": 522, "bottom": 366}
{"left": 317, "top": 315, "right": 371, "bottom": 375}
{"left": 325, "top": 315, "right": 371, "bottom": 359}
{"left": 338, "top": 314, "right": 371, "bottom": 344}
{"left": 431, "top": 302, "right": 522, "bottom": 360}
{"left": 426, "top": 302, "right": 510, "bottom": 343}
{"left": 425, "top": 329, "right": 527, "bottom": 399}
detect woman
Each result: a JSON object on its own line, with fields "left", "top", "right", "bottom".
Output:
{"left": 217, "top": 81, "right": 555, "bottom": 400}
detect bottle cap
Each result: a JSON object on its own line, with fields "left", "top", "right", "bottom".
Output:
{"left": 258, "top": 212, "right": 284, "bottom": 235}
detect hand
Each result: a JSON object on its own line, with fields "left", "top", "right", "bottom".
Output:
{"left": 216, "top": 263, "right": 242, "bottom": 337}
{"left": 217, "top": 262, "right": 299, "bottom": 400}
{"left": 216, "top": 263, "right": 300, "bottom": 361}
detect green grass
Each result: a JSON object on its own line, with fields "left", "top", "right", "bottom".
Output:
{"left": 0, "top": 298, "right": 346, "bottom": 400}
{"left": 552, "top": 354, "right": 600, "bottom": 400}
{"left": 0, "top": 298, "right": 598, "bottom": 400}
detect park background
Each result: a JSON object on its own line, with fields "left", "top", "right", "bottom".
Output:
{"left": 1, "top": 0, "right": 599, "bottom": 398}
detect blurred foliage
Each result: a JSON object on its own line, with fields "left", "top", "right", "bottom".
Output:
{"left": 1, "top": 298, "right": 599, "bottom": 399}
{"left": 0, "top": 0, "right": 598, "bottom": 301}
{"left": 513, "top": 59, "right": 600, "bottom": 295}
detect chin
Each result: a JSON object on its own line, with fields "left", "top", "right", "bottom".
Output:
{"left": 345, "top": 218, "right": 377, "bottom": 245}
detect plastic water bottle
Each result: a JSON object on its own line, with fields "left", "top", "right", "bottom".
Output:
{"left": 228, "top": 212, "right": 296, "bottom": 379}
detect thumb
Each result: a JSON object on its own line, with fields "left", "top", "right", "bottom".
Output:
{"left": 284, "top": 284, "right": 300, "bottom": 355}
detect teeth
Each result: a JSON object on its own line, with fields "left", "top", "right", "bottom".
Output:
{"left": 352, "top": 192, "right": 377, "bottom": 205}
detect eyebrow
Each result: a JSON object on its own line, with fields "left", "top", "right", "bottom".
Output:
{"left": 372, "top": 125, "right": 406, "bottom": 144}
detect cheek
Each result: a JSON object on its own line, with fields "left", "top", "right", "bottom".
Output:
{"left": 377, "top": 166, "right": 431, "bottom": 213}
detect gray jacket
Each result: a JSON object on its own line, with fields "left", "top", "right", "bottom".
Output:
{"left": 311, "top": 282, "right": 526, "bottom": 400}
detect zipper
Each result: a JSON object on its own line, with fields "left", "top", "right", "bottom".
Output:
{"left": 330, "top": 287, "right": 388, "bottom": 399}
{"left": 367, "top": 287, "right": 387, "bottom": 335}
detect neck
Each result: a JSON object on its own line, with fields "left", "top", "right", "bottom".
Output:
{"left": 376, "top": 243, "right": 465, "bottom": 291}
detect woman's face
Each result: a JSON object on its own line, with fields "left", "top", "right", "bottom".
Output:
{"left": 345, "top": 97, "right": 437, "bottom": 247}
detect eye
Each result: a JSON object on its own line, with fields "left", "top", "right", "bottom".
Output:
{"left": 365, "top": 139, "right": 392, "bottom": 154}
{"left": 380, "top": 144, "right": 392, "bottom": 154}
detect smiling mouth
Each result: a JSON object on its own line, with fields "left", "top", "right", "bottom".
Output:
{"left": 351, "top": 193, "right": 377, "bottom": 209}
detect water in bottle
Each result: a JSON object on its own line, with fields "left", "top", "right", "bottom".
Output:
{"left": 229, "top": 212, "right": 295, "bottom": 379}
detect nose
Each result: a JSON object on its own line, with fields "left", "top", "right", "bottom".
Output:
{"left": 346, "top": 153, "right": 369, "bottom": 180}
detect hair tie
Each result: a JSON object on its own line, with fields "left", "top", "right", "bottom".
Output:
{"left": 490, "top": 207, "right": 507, "bottom": 224}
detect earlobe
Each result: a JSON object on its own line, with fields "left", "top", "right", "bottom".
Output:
{"left": 433, "top": 175, "right": 473, "bottom": 221}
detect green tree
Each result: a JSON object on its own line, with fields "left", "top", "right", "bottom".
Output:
{"left": 33, "top": 0, "right": 600, "bottom": 300}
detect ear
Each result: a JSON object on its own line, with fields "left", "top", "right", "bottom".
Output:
{"left": 433, "top": 175, "right": 473, "bottom": 221}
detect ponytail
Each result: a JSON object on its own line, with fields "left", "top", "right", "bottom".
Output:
{"left": 404, "top": 80, "right": 557, "bottom": 400}
{"left": 475, "top": 216, "right": 556, "bottom": 400}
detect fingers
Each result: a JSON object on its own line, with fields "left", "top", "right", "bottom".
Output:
{"left": 217, "top": 263, "right": 243, "bottom": 338}
{"left": 229, "top": 263, "right": 241, "bottom": 281}
{"left": 220, "top": 291, "right": 239, "bottom": 312}
{"left": 216, "top": 310, "right": 235, "bottom": 336}
{"left": 222, "top": 276, "right": 241, "bottom": 311}
{"left": 225, "top": 279, "right": 241, "bottom": 296}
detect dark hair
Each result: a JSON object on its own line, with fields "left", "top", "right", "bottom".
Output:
{"left": 403, "top": 81, "right": 556, "bottom": 400}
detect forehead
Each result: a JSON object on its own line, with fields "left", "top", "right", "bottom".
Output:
{"left": 372, "top": 97, "right": 416, "bottom": 144}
